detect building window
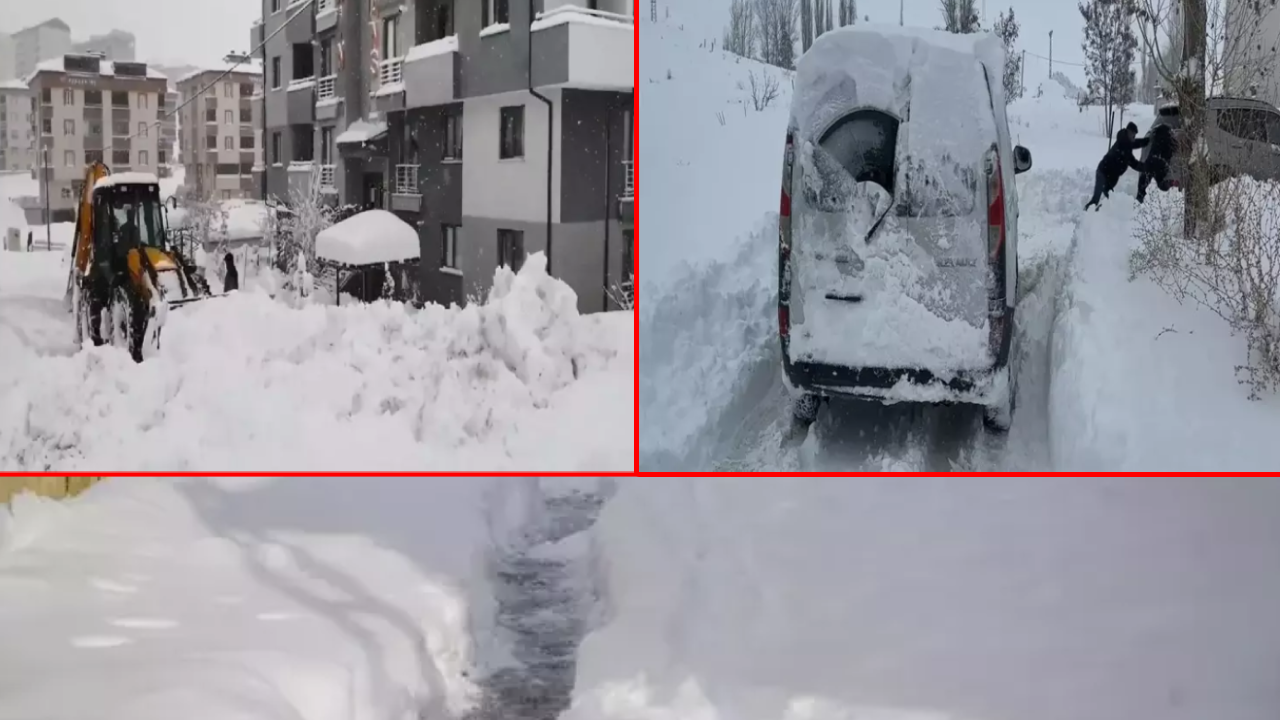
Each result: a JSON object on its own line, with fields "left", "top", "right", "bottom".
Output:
{"left": 111, "top": 91, "right": 129, "bottom": 108}
{"left": 84, "top": 90, "right": 102, "bottom": 106}
{"left": 499, "top": 105, "right": 523, "bottom": 159}
{"left": 63, "top": 119, "right": 75, "bottom": 135}
{"left": 224, "top": 83, "right": 233, "bottom": 98}
{"left": 418, "top": 0, "right": 455, "bottom": 43}
{"left": 62, "top": 89, "right": 74, "bottom": 105}
{"left": 225, "top": 136, "right": 235, "bottom": 150}
{"left": 239, "top": 82, "right": 255, "bottom": 96}
{"left": 240, "top": 108, "right": 252, "bottom": 124}
{"left": 61, "top": 187, "right": 73, "bottom": 200}
{"left": 137, "top": 93, "right": 149, "bottom": 109}
{"left": 85, "top": 149, "right": 103, "bottom": 165}
{"left": 112, "top": 120, "right": 130, "bottom": 137}
{"left": 139, "top": 150, "right": 149, "bottom": 166}
{"left": 112, "top": 149, "right": 130, "bottom": 165}
{"left": 207, "top": 134, "right": 217, "bottom": 150}
{"left": 271, "top": 131, "right": 282, "bottom": 164}
{"left": 498, "top": 229, "right": 525, "bottom": 271}
{"left": 271, "top": 0, "right": 281, "bottom": 11}
{"left": 383, "top": 15, "right": 400, "bottom": 58}
{"left": 483, "top": 0, "right": 510, "bottom": 26}
{"left": 225, "top": 110, "right": 234, "bottom": 124}
{"left": 319, "top": 37, "right": 333, "bottom": 77}
{"left": 87, "top": 121, "right": 102, "bottom": 136}
{"left": 443, "top": 113, "right": 462, "bottom": 160}
{"left": 271, "top": 56, "right": 281, "bottom": 89}
{"left": 320, "top": 126, "right": 334, "bottom": 164}
{"left": 40, "top": 88, "right": 51, "bottom": 105}
{"left": 64, "top": 150, "right": 75, "bottom": 167}
{"left": 442, "top": 224, "right": 459, "bottom": 269}
{"left": 41, "top": 117, "right": 51, "bottom": 135}
{"left": 241, "top": 134, "right": 255, "bottom": 149}
{"left": 158, "top": 149, "right": 167, "bottom": 164}
{"left": 138, "top": 121, "right": 148, "bottom": 136}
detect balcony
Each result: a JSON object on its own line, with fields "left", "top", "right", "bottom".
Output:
{"left": 373, "top": 58, "right": 406, "bottom": 114}
{"left": 316, "top": 0, "right": 338, "bottom": 32}
{"left": 531, "top": 5, "right": 633, "bottom": 90}
{"left": 286, "top": 78, "right": 316, "bottom": 124}
{"left": 319, "top": 163, "right": 336, "bottom": 193}
{"left": 404, "top": 35, "right": 460, "bottom": 109}
{"left": 378, "top": 58, "right": 404, "bottom": 88}
{"left": 390, "top": 163, "right": 420, "bottom": 212}
{"left": 316, "top": 74, "right": 340, "bottom": 121}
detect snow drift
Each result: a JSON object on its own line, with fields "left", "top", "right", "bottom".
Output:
{"left": 0, "top": 253, "right": 633, "bottom": 471}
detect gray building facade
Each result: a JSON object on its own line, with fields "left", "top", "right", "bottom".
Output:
{"left": 255, "top": 0, "right": 634, "bottom": 313}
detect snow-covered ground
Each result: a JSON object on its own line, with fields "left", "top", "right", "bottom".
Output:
{"left": 0, "top": 477, "right": 598, "bottom": 720}
{"left": 1, "top": 173, "right": 634, "bottom": 472}
{"left": 638, "top": 11, "right": 1280, "bottom": 471}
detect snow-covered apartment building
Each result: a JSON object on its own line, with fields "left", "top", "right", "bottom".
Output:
{"left": 1225, "top": 0, "right": 1280, "bottom": 106}
{"left": 0, "top": 80, "right": 34, "bottom": 172}
{"left": 24, "top": 54, "right": 169, "bottom": 222}
{"left": 176, "top": 57, "right": 264, "bottom": 200}
{"left": 252, "top": 0, "right": 635, "bottom": 312}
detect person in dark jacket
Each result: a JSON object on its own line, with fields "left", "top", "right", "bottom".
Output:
{"left": 1136, "top": 124, "right": 1176, "bottom": 203}
{"left": 1084, "top": 122, "right": 1150, "bottom": 211}
{"left": 222, "top": 253, "right": 239, "bottom": 293}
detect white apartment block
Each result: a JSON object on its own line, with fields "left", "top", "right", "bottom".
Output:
{"left": 14, "top": 19, "right": 72, "bottom": 80}
{"left": 1226, "top": 0, "right": 1280, "bottom": 107}
{"left": 0, "top": 34, "right": 16, "bottom": 82}
{"left": 176, "top": 57, "right": 263, "bottom": 200}
{"left": 71, "top": 30, "right": 137, "bottom": 63}
{"left": 26, "top": 54, "right": 168, "bottom": 221}
{"left": 0, "top": 80, "right": 34, "bottom": 171}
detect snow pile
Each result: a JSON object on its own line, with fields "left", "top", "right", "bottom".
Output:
{"left": 0, "top": 253, "right": 633, "bottom": 471}
{"left": 316, "top": 209, "right": 420, "bottom": 265}
{"left": 570, "top": 477, "right": 1280, "bottom": 720}
{"left": 337, "top": 120, "right": 388, "bottom": 145}
{"left": 0, "top": 477, "right": 505, "bottom": 720}
{"left": 1050, "top": 180, "right": 1280, "bottom": 471}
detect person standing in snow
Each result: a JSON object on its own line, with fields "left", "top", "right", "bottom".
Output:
{"left": 222, "top": 253, "right": 239, "bottom": 293}
{"left": 1084, "top": 122, "right": 1150, "bottom": 211}
{"left": 1136, "top": 124, "right": 1176, "bottom": 204}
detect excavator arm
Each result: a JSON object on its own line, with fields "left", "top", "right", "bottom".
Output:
{"left": 73, "top": 161, "right": 111, "bottom": 279}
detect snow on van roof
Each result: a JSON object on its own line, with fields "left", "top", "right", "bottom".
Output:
{"left": 94, "top": 172, "right": 160, "bottom": 191}
{"left": 792, "top": 23, "right": 1003, "bottom": 163}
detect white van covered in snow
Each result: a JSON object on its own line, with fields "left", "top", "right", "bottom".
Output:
{"left": 778, "top": 24, "right": 1033, "bottom": 432}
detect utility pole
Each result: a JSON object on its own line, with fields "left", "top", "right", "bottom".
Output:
{"left": 42, "top": 146, "right": 50, "bottom": 252}
{"left": 1049, "top": 30, "right": 1054, "bottom": 77}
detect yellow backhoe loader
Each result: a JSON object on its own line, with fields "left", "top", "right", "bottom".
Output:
{"left": 67, "top": 161, "right": 216, "bottom": 362}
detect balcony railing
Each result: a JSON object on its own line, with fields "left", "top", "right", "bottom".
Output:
{"left": 394, "top": 164, "right": 419, "bottom": 195}
{"left": 379, "top": 58, "right": 404, "bottom": 87}
{"left": 315, "top": 0, "right": 334, "bottom": 12}
{"left": 319, "top": 164, "right": 336, "bottom": 190}
{"left": 317, "top": 75, "right": 337, "bottom": 102}
{"left": 622, "top": 160, "right": 634, "bottom": 199}
{"left": 534, "top": 4, "right": 634, "bottom": 27}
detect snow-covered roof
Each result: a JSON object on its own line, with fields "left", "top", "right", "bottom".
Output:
{"left": 94, "top": 172, "right": 160, "bottom": 191}
{"left": 0, "top": 79, "right": 28, "bottom": 91}
{"left": 316, "top": 209, "right": 420, "bottom": 266}
{"left": 336, "top": 119, "right": 388, "bottom": 145}
{"left": 28, "top": 56, "right": 168, "bottom": 82}
{"left": 177, "top": 61, "right": 263, "bottom": 86}
{"left": 405, "top": 35, "right": 459, "bottom": 63}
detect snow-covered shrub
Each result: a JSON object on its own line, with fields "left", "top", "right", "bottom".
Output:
{"left": 1130, "top": 176, "right": 1280, "bottom": 398}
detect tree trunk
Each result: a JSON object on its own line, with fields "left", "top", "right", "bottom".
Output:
{"left": 1179, "top": 0, "right": 1209, "bottom": 245}
{"left": 801, "top": 0, "right": 813, "bottom": 52}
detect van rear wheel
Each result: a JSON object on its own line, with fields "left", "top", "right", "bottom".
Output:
{"left": 983, "top": 365, "right": 1015, "bottom": 433}
{"left": 791, "top": 391, "right": 822, "bottom": 426}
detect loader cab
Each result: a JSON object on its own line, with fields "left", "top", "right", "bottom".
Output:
{"left": 91, "top": 181, "right": 169, "bottom": 260}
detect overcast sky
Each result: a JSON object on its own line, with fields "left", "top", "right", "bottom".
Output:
{"left": 2, "top": 0, "right": 261, "bottom": 67}
{"left": 664, "top": 0, "right": 1092, "bottom": 85}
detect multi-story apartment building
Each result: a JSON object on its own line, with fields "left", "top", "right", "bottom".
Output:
{"left": 159, "top": 83, "right": 178, "bottom": 178}
{"left": 25, "top": 54, "right": 168, "bottom": 222}
{"left": 0, "top": 80, "right": 35, "bottom": 171}
{"left": 14, "top": 19, "right": 72, "bottom": 80}
{"left": 253, "top": 0, "right": 635, "bottom": 313}
{"left": 1225, "top": 0, "right": 1280, "bottom": 107}
{"left": 72, "top": 30, "right": 137, "bottom": 63}
{"left": 177, "top": 56, "right": 263, "bottom": 200}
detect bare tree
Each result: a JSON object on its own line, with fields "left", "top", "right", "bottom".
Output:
{"left": 754, "top": 0, "right": 799, "bottom": 69}
{"left": 723, "top": 0, "right": 756, "bottom": 58}
{"left": 1080, "top": 0, "right": 1139, "bottom": 140}
{"left": 838, "top": 0, "right": 857, "bottom": 26}
{"left": 939, "top": 0, "right": 981, "bottom": 32}
{"left": 800, "top": 0, "right": 814, "bottom": 52}
{"left": 744, "top": 69, "right": 782, "bottom": 110}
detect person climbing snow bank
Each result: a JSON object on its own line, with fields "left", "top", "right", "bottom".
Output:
{"left": 1136, "top": 124, "right": 1176, "bottom": 204}
{"left": 1084, "top": 122, "right": 1149, "bottom": 211}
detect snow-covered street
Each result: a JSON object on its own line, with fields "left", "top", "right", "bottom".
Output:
{"left": 0, "top": 176, "right": 634, "bottom": 472}
{"left": 638, "top": 9, "right": 1280, "bottom": 471}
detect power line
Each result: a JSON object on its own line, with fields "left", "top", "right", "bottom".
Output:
{"left": 124, "top": 0, "right": 315, "bottom": 143}
{"left": 1025, "top": 49, "right": 1087, "bottom": 68}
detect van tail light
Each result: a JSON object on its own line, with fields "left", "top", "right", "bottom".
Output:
{"left": 779, "top": 130, "right": 795, "bottom": 340}
{"left": 985, "top": 144, "right": 1007, "bottom": 361}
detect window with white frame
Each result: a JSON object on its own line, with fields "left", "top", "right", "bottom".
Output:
{"left": 63, "top": 119, "right": 74, "bottom": 135}
{"left": 482, "top": 0, "right": 510, "bottom": 26}
{"left": 138, "top": 121, "right": 148, "bottom": 136}
{"left": 443, "top": 112, "right": 462, "bottom": 160}
{"left": 225, "top": 136, "right": 235, "bottom": 150}
{"left": 499, "top": 105, "right": 523, "bottom": 159}
{"left": 383, "top": 15, "right": 400, "bottom": 57}
{"left": 224, "top": 83, "right": 233, "bottom": 98}
{"left": 321, "top": 126, "right": 333, "bottom": 164}
{"left": 64, "top": 150, "right": 74, "bottom": 167}
{"left": 139, "top": 150, "right": 149, "bottom": 166}
{"left": 62, "top": 89, "right": 73, "bottom": 105}
{"left": 225, "top": 110, "right": 234, "bottom": 124}
{"left": 137, "top": 93, "right": 148, "bottom": 109}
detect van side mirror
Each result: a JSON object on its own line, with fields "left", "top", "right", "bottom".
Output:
{"left": 1014, "top": 145, "right": 1033, "bottom": 174}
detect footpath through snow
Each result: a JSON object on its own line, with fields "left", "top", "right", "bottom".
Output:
{"left": 0, "top": 248, "right": 633, "bottom": 471}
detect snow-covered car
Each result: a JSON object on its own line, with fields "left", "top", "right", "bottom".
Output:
{"left": 1140, "top": 96, "right": 1280, "bottom": 188}
{"left": 778, "top": 25, "right": 1033, "bottom": 432}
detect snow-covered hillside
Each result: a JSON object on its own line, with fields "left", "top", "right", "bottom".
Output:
{"left": 639, "top": 15, "right": 1280, "bottom": 471}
